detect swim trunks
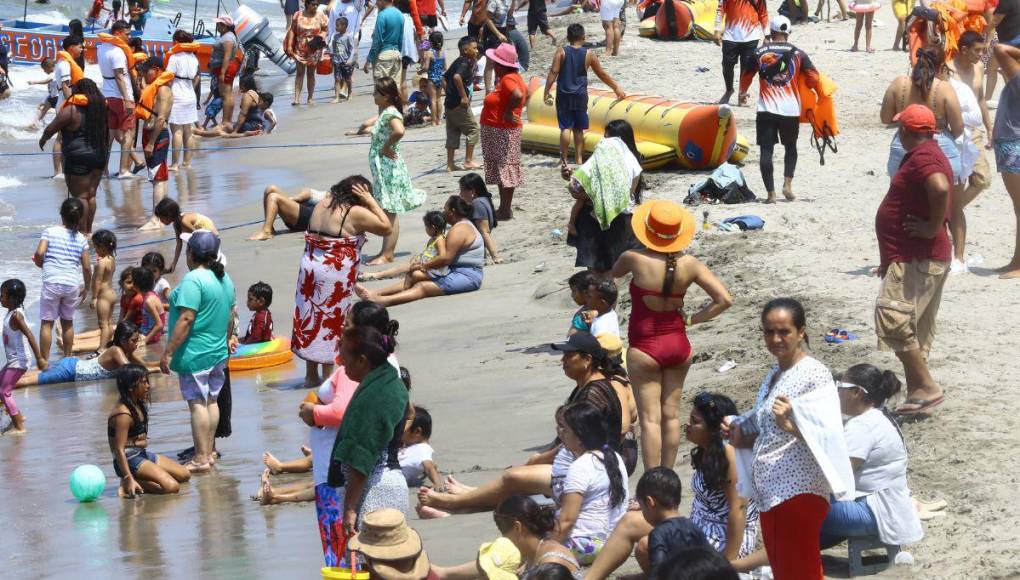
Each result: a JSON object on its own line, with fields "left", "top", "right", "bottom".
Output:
{"left": 144, "top": 127, "right": 170, "bottom": 183}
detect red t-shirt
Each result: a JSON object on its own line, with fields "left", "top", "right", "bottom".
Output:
{"left": 417, "top": 0, "right": 438, "bottom": 17}
{"left": 241, "top": 310, "right": 274, "bottom": 344}
{"left": 481, "top": 72, "right": 526, "bottom": 129}
{"left": 120, "top": 292, "right": 144, "bottom": 326}
{"left": 875, "top": 139, "right": 952, "bottom": 269}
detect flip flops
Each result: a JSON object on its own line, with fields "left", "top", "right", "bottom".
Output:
{"left": 894, "top": 395, "right": 945, "bottom": 416}
{"left": 825, "top": 328, "right": 858, "bottom": 344}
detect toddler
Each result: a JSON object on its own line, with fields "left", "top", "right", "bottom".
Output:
{"left": 1, "top": 279, "right": 46, "bottom": 434}
{"left": 566, "top": 270, "right": 597, "bottom": 336}
{"left": 399, "top": 405, "right": 443, "bottom": 490}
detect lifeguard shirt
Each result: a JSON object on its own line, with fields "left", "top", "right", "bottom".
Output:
{"left": 716, "top": 0, "right": 769, "bottom": 42}
{"left": 746, "top": 42, "right": 819, "bottom": 118}
{"left": 875, "top": 138, "right": 953, "bottom": 269}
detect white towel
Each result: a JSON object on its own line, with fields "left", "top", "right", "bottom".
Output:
{"left": 790, "top": 387, "right": 856, "bottom": 501}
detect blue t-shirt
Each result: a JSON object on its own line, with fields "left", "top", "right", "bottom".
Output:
{"left": 168, "top": 268, "right": 236, "bottom": 374}
{"left": 368, "top": 6, "right": 405, "bottom": 62}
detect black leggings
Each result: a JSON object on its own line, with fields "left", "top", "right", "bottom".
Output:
{"left": 757, "top": 112, "right": 800, "bottom": 194}
{"left": 759, "top": 143, "right": 798, "bottom": 194}
{"left": 721, "top": 39, "right": 758, "bottom": 94}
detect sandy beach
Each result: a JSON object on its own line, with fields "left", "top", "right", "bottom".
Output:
{"left": 2, "top": 4, "right": 1020, "bottom": 579}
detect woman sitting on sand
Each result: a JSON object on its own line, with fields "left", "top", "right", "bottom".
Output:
{"left": 248, "top": 184, "right": 327, "bottom": 241}
{"left": 880, "top": 47, "right": 964, "bottom": 182}
{"left": 459, "top": 173, "right": 501, "bottom": 264}
{"left": 109, "top": 364, "right": 191, "bottom": 497}
{"left": 418, "top": 331, "right": 636, "bottom": 518}
{"left": 18, "top": 321, "right": 158, "bottom": 386}
{"left": 291, "top": 175, "right": 391, "bottom": 388}
{"left": 355, "top": 196, "right": 485, "bottom": 307}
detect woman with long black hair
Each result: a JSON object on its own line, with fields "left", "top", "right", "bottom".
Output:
{"left": 39, "top": 78, "right": 110, "bottom": 235}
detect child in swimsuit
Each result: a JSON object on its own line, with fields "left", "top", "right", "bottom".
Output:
{"left": 91, "top": 229, "right": 119, "bottom": 349}
{"left": 131, "top": 267, "right": 166, "bottom": 345}
{"left": 566, "top": 270, "right": 598, "bottom": 337}
{"left": 153, "top": 197, "right": 218, "bottom": 273}
{"left": 141, "top": 251, "right": 170, "bottom": 307}
{"left": 1, "top": 279, "right": 46, "bottom": 434}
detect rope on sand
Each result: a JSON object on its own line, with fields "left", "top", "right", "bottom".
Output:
{"left": 0, "top": 138, "right": 448, "bottom": 157}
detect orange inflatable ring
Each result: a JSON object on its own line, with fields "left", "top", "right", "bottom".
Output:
{"left": 228, "top": 336, "right": 294, "bottom": 371}
{"left": 654, "top": 0, "right": 694, "bottom": 40}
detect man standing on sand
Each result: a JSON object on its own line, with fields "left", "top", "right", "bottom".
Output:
{"left": 365, "top": 0, "right": 404, "bottom": 80}
{"left": 745, "top": 16, "right": 818, "bottom": 203}
{"left": 98, "top": 20, "right": 144, "bottom": 179}
{"left": 714, "top": 0, "right": 768, "bottom": 105}
{"left": 874, "top": 104, "right": 951, "bottom": 416}
{"left": 136, "top": 57, "right": 174, "bottom": 229}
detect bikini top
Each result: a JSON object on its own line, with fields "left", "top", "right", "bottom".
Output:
{"left": 307, "top": 205, "right": 353, "bottom": 238}
{"left": 107, "top": 409, "right": 148, "bottom": 441}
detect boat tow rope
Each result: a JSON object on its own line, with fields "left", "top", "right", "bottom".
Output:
{"left": 0, "top": 137, "right": 449, "bottom": 157}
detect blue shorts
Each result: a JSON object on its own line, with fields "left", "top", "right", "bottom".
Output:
{"left": 113, "top": 447, "right": 158, "bottom": 478}
{"left": 819, "top": 496, "right": 879, "bottom": 549}
{"left": 994, "top": 138, "right": 1020, "bottom": 173}
{"left": 430, "top": 266, "right": 483, "bottom": 295}
{"left": 37, "top": 357, "right": 79, "bottom": 385}
{"left": 557, "top": 101, "right": 589, "bottom": 131}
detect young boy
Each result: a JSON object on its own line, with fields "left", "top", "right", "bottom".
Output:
{"left": 330, "top": 16, "right": 357, "bottom": 102}
{"left": 241, "top": 281, "right": 274, "bottom": 344}
{"left": 443, "top": 36, "right": 483, "bottom": 172}
{"left": 405, "top": 90, "right": 433, "bottom": 126}
{"left": 399, "top": 405, "right": 443, "bottom": 490}
{"left": 419, "top": 31, "right": 446, "bottom": 126}
{"left": 637, "top": 467, "right": 711, "bottom": 575}
{"left": 28, "top": 58, "right": 58, "bottom": 126}
{"left": 202, "top": 81, "right": 222, "bottom": 129}
{"left": 544, "top": 23, "right": 626, "bottom": 169}
{"left": 587, "top": 278, "right": 620, "bottom": 338}
{"left": 566, "top": 270, "right": 597, "bottom": 337}
{"left": 517, "top": 0, "right": 557, "bottom": 47}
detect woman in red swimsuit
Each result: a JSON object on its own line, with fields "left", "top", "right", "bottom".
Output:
{"left": 610, "top": 200, "right": 732, "bottom": 470}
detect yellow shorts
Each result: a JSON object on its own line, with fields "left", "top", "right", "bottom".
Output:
{"left": 875, "top": 260, "right": 948, "bottom": 353}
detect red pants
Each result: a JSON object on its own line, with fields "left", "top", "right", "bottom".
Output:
{"left": 760, "top": 493, "right": 829, "bottom": 580}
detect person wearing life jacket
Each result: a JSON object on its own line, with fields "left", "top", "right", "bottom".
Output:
{"left": 98, "top": 20, "right": 145, "bottom": 180}
{"left": 714, "top": 0, "right": 769, "bottom": 106}
{"left": 164, "top": 30, "right": 201, "bottom": 172}
{"left": 136, "top": 57, "right": 175, "bottom": 229}
{"left": 744, "top": 16, "right": 820, "bottom": 203}
{"left": 51, "top": 36, "right": 87, "bottom": 179}
{"left": 211, "top": 16, "right": 244, "bottom": 130}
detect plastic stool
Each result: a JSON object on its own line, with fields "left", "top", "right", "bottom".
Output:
{"left": 848, "top": 536, "right": 899, "bottom": 577}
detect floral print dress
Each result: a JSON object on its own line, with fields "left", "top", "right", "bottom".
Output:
{"left": 368, "top": 106, "right": 426, "bottom": 214}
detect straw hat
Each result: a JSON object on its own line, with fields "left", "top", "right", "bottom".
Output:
{"left": 349, "top": 509, "right": 430, "bottom": 580}
{"left": 476, "top": 538, "right": 521, "bottom": 580}
{"left": 631, "top": 200, "right": 696, "bottom": 253}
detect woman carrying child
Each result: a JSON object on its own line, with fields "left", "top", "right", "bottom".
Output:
{"left": 153, "top": 197, "right": 218, "bottom": 273}
{"left": 1, "top": 279, "right": 47, "bottom": 434}
{"left": 109, "top": 364, "right": 191, "bottom": 497}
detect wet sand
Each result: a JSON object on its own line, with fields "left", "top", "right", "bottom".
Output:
{"left": 3, "top": 9, "right": 1020, "bottom": 580}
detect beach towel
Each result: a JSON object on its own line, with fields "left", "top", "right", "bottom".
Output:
{"left": 571, "top": 137, "right": 639, "bottom": 230}
{"left": 790, "top": 386, "right": 856, "bottom": 502}
{"left": 291, "top": 233, "right": 366, "bottom": 365}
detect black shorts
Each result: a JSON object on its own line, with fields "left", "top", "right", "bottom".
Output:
{"left": 756, "top": 112, "right": 800, "bottom": 148}
{"left": 528, "top": 7, "right": 549, "bottom": 34}
{"left": 482, "top": 26, "right": 508, "bottom": 51}
{"left": 421, "top": 13, "right": 438, "bottom": 27}
{"left": 289, "top": 200, "right": 316, "bottom": 233}
{"left": 468, "top": 21, "right": 483, "bottom": 40}
{"left": 47, "top": 95, "right": 58, "bottom": 108}
{"left": 402, "top": 55, "right": 414, "bottom": 69}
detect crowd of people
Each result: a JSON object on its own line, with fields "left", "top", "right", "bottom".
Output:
{"left": 5, "top": 0, "right": 1020, "bottom": 576}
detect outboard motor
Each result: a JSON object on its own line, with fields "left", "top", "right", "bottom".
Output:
{"left": 232, "top": 4, "right": 296, "bottom": 74}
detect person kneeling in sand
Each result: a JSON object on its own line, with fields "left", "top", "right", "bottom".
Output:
{"left": 249, "top": 185, "right": 328, "bottom": 241}
{"left": 355, "top": 197, "right": 483, "bottom": 307}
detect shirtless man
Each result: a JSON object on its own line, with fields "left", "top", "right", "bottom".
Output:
{"left": 136, "top": 57, "right": 173, "bottom": 230}
{"left": 950, "top": 31, "right": 995, "bottom": 273}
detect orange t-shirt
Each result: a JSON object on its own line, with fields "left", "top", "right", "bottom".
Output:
{"left": 480, "top": 72, "right": 526, "bottom": 129}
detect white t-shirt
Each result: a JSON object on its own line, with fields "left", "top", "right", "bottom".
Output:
{"left": 154, "top": 278, "right": 171, "bottom": 301}
{"left": 46, "top": 74, "right": 59, "bottom": 99}
{"left": 590, "top": 310, "right": 620, "bottom": 338}
{"left": 54, "top": 61, "right": 72, "bottom": 108}
{"left": 41, "top": 226, "right": 88, "bottom": 286}
{"left": 3, "top": 308, "right": 31, "bottom": 369}
{"left": 98, "top": 43, "right": 130, "bottom": 100}
{"left": 560, "top": 450, "right": 629, "bottom": 540}
{"left": 167, "top": 52, "right": 200, "bottom": 105}
{"left": 310, "top": 379, "right": 340, "bottom": 485}
{"left": 398, "top": 442, "right": 434, "bottom": 486}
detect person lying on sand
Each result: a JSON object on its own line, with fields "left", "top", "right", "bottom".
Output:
{"left": 248, "top": 185, "right": 328, "bottom": 241}
{"left": 19, "top": 321, "right": 159, "bottom": 386}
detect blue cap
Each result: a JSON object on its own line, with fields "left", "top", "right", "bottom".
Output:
{"left": 187, "top": 230, "right": 220, "bottom": 261}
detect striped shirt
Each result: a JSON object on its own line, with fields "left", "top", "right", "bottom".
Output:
{"left": 41, "top": 226, "right": 88, "bottom": 286}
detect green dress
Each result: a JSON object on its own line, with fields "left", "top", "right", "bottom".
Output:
{"left": 369, "top": 106, "right": 426, "bottom": 214}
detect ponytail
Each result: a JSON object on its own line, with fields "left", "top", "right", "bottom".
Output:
{"left": 842, "top": 364, "right": 905, "bottom": 440}
{"left": 563, "top": 401, "right": 625, "bottom": 508}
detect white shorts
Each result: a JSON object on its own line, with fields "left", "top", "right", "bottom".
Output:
{"left": 600, "top": 0, "right": 625, "bottom": 21}
{"left": 178, "top": 361, "right": 227, "bottom": 402}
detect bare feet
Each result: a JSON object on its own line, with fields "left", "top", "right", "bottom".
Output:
{"left": 417, "top": 486, "right": 456, "bottom": 510}
{"left": 365, "top": 255, "right": 394, "bottom": 266}
{"left": 168, "top": 164, "right": 179, "bottom": 172}
{"left": 851, "top": 45, "right": 859, "bottom": 52}
{"left": 251, "top": 469, "right": 269, "bottom": 501}
{"left": 462, "top": 161, "right": 483, "bottom": 170}
{"left": 443, "top": 475, "right": 474, "bottom": 495}
{"left": 331, "top": 97, "right": 341, "bottom": 104}
{"left": 446, "top": 164, "right": 463, "bottom": 172}
{"left": 248, "top": 230, "right": 274, "bottom": 242}
{"left": 260, "top": 472, "right": 275, "bottom": 506}
{"left": 782, "top": 187, "right": 796, "bottom": 201}
{"left": 264, "top": 451, "right": 283, "bottom": 475}
{"left": 999, "top": 268, "right": 1020, "bottom": 279}
{"left": 496, "top": 208, "right": 513, "bottom": 220}
{"left": 185, "top": 460, "right": 212, "bottom": 473}
{"left": 719, "top": 90, "right": 733, "bottom": 105}
{"left": 416, "top": 504, "right": 452, "bottom": 519}
{"left": 1, "top": 424, "right": 26, "bottom": 435}
{"left": 301, "top": 445, "right": 312, "bottom": 456}
{"left": 354, "top": 283, "right": 380, "bottom": 302}
{"left": 867, "top": 47, "right": 875, "bottom": 54}
{"left": 738, "top": 93, "right": 750, "bottom": 107}
{"left": 138, "top": 217, "right": 164, "bottom": 231}
{"left": 764, "top": 194, "right": 777, "bottom": 204}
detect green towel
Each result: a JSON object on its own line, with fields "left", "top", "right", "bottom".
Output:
{"left": 571, "top": 138, "right": 633, "bottom": 230}
{"left": 331, "top": 363, "right": 408, "bottom": 476}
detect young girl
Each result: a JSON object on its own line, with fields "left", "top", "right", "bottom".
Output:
{"left": 108, "top": 364, "right": 191, "bottom": 497}
{"left": 1, "top": 279, "right": 46, "bottom": 434}
{"left": 686, "top": 392, "right": 759, "bottom": 560}
{"left": 141, "top": 251, "right": 171, "bottom": 307}
{"left": 131, "top": 267, "right": 166, "bottom": 345}
{"left": 552, "top": 401, "right": 629, "bottom": 565}
{"left": 850, "top": 0, "right": 879, "bottom": 53}
{"left": 90, "top": 229, "right": 118, "bottom": 349}
{"left": 360, "top": 211, "right": 448, "bottom": 283}
{"left": 118, "top": 267, "right": 143, "bottom": 325}
{"left": 153, "top": 198, "right": 218, "bottom": 273}
{"left": 18, "top": 321, "right": 157, "bottom": 386}
{"left": 421, "top": 31, "right": 446, "bottom": 127}
{"left": 458, "top": 173, "right": 501, "bottom": 263}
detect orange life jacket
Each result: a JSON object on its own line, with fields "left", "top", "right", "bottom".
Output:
{"left": 60, "top": 94, "right": 89, "bottom": 109}
{"left": 135, "top": 71, "right": 175, "bottom": 120}
{"left": 162, "top": 42, "right": 201, "bottom": 69}
{"left": 97, "top": 32, "right": 138, "bottom": 78}
{"left": 56, "top": 51, "right": 85, "bottom": 85}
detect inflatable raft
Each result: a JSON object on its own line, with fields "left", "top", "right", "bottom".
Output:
{"left": 522, "top": 78, "right": 738, "bottom": 170}
{"left": 229, "top": 336, "right": 293, "bottom": 371}
{"left": 638, "top": 0, "right": 720, "bottom": 41}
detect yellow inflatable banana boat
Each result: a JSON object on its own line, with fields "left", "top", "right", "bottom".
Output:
{"left": 522, "top": 78, "right": 738, "bottom": 170}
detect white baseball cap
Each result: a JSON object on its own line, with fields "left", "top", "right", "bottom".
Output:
{"left": 770, "top": 15, "right": 792, "bottom": 34}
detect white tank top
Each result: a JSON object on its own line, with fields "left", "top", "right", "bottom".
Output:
{"left": 3, "top": 308, "right": 31, "bottom": 369}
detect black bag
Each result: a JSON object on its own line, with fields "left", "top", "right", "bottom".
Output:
{"left": 685, "top": 179, "right": 756, "bottom": 205}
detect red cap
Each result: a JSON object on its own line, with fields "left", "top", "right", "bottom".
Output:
{"left": 893, "top": 104, "right": 937, "bottom": 135}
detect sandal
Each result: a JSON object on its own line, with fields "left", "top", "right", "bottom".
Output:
{"left": 184, "top": 460, "right": 212, "bottom": 473}
{"left": 894, "top": 395, "right": 945, "bottom": 416}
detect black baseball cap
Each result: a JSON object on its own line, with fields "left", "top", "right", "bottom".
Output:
{"left": 551, "top": 332, "right": 605, "bottom": 357}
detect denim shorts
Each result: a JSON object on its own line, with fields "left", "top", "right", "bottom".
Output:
{"left": 819, "top": 496, "right": 879, "bottom": 549}
{"left": 178, "top": 361, "right": 227, "bottom": 402}
{"left": 430, "top": 266, "right": 483, "bottom": 295}
{"left": 36, "top": 357, "right": 79, "bottom": 385}
{"left": 113, "top": 447, "right": 158, "bottom": 478}
{"left": 556, "top": 100, "right": 590, "bottom": 131}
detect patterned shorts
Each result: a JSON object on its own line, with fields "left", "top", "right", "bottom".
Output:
{"left": 995, "top": 138, "right": 1020, "bottom": 174}
{"left": 480, "top": 124, "right": 523, "bottom": 188}
{"left": 565, "top": 535, "right": 605, "bottom": 566}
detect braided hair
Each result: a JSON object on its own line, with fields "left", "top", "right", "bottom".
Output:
{"left": 72, "top": 78, "right": 110, "bottom": 156}
{"left": 911, "top": 48, "right": 944, "bottom": 102}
